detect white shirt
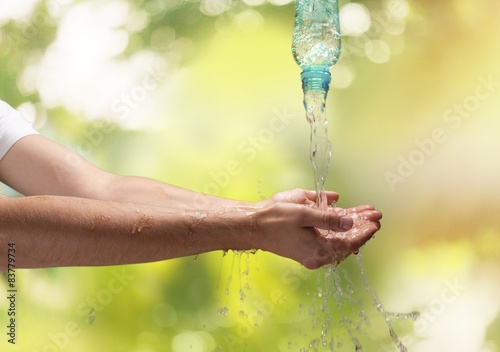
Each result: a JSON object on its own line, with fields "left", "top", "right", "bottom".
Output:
{"left": 0, "top": 100, "right": 39, "bottom": 160}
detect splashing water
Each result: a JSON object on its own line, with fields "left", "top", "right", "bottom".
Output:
{"left": 302, "top": 79, "right": 418, "bottom": 350}
{"left": 216, "top": 250, "right": 255, "bottom": 321}
{"left": 355, "top": 251, "right": 420, "bottom": 351}
{"left": 304, "top": 88, "right": 332, "bottom": 210}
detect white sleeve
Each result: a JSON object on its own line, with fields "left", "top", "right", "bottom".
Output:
{"left": 0, "top": 100, "right": 39, "bottom": 160}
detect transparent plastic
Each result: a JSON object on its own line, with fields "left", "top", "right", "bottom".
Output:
{"left": 292, "top": 0, "right": 342, "bottom": 208}
{"left": 292, "top": 0, "right": 342, "bottom": 91}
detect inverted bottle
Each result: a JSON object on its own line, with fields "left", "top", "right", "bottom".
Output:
{"left": 292, "top": 0, "right": 342, "bottom": 209}
{"left": 292, "top": 0, "right": 342, "bottom": 92}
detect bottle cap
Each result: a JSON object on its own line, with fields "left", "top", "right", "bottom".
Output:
{"left": 301, "top": 70, "right": 331, "bottom": 92}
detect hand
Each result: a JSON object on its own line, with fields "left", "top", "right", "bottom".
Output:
{"left": 254, "top": 189, "right": 382, "bottom": 269}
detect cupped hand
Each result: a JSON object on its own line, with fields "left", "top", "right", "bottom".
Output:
{"left": 255, "top": 189, "right": 382, "bottom": 269}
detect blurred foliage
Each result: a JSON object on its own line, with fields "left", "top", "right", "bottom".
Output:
{"left": 1, "top": 0, "right": 500, "bottom": 351}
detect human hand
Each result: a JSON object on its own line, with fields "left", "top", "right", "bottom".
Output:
{"left": 254, "top": 189, "right": 382, "bottom": 269}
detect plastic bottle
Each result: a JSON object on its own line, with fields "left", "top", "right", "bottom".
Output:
{"left": 292, "top": 0, "right": 342, "bottom": 209}
{"left": 292, "top": 0, "right": 342, "bottom": 92}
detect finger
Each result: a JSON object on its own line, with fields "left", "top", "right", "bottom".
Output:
{"left": 330, "top": 206, "right": 380, "bottom": 220}
{"left": 346, "top": 205, "right": 375, "bottom": 213}
{"left": 301, "top": 190, "right": 319, "bottom": 207}
{"left": 348, "top": 222, "right": 379, "bottom": 250}
{"left": 324, "top": 191, "right": 339, "bottom": 206}
{"left": 359, "top": 210, "right": 383, "bottom": 222}
{"left": 302, "top": 207, "right": 353, "bottom": 231}
{"left": 303, "top": 190, "right": 339, "bottom": 205}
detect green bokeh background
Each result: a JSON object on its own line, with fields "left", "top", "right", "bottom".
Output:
{"left": 0, "top": 0, "right": 499, "bottom": 351}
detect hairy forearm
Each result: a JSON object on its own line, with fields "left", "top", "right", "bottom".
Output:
{"left": 0, "top": 195, "right": 256, "bottom": 269}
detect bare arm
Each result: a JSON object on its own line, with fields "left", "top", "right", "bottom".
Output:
{"left": 0, "top": 135, "right": 382, "bottom": 269}
{"left": 0, "top": 134, "right": 249, "bottom": 210}
{"left": 0, "top": 192, "right": 380, "bottom": 269}
{"left": 0, "top": 194, "right": 262, "bottom": 269}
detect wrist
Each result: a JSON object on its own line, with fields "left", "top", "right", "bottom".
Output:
{"left": 186, "top": 205, "right": 262, "bottom": 253}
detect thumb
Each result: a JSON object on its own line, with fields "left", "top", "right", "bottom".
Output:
{"left": 302, "top": 207, "right": 353, "bottom": 232}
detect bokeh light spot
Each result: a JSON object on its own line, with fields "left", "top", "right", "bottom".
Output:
{"left": 365, "top": 39, "right": 391, "bottom": 64}
{"left": 233, "top": 9, "right": 264, "bottom": 33}
{"left": 0, "top": 0, "right": 40, "bottom": 23}
{"left": 331, "top": 63, "right": 355, "bottom": 89}
{"left": 152, "top": 303, "right": 178, "bottom": 327}
{"left": 384, "top": 0, "right": 410, "bottom": 19}
{"left": 340, "top": 3, "right": 371, "bottom": 36}
{"left": 268, "top": 0, "right": 293, "bottom": 6}
{"left": 200, "top": 0, "right": 232, "bottom": 16}
{"left": 242, "top": 0, "right": 267, "bottom": 6}
{"left": 172, "top": 331, "right": 216, "bottom": 352}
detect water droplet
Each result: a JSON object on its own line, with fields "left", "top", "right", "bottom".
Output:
{"left": 133, "top": 215, "right": 153, "bottom": 233}
{"left": 217, "top": 307, "right": 229, "bottom": 317}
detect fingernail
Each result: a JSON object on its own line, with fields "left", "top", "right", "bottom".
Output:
{"left": 340, "top": 216, "right": 353, "bottom": 230}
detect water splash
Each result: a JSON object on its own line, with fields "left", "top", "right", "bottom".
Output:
{"left": 217, "top": 306, "right": 229, "bottom": 317}
{"left": 216, "top": 251, "right": 231, "bottom": 317}
{"left": 355, "top": 251, "right": 419, "bottom": 352}
{"left": 216, "top": 250, "right": 257, "bottom": 321}
{"left": 301, "top": 67, "right": 418, "bottom": 351}
{"left": 304, "top": 88, "right": 331, "bottom": 210}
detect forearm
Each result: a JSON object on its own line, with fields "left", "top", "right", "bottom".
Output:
{"left": 100, "top": 174, "right": 253, "bottom": 211}
{"left": 0, "top": 135, "right": 251, "bottom": 211}
{"left": 0, "top": 195, "right": 256, "bottom": 269}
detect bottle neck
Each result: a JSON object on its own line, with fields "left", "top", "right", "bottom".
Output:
{"left": 301, "top": 69, "right": 331, "bottom": 92}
